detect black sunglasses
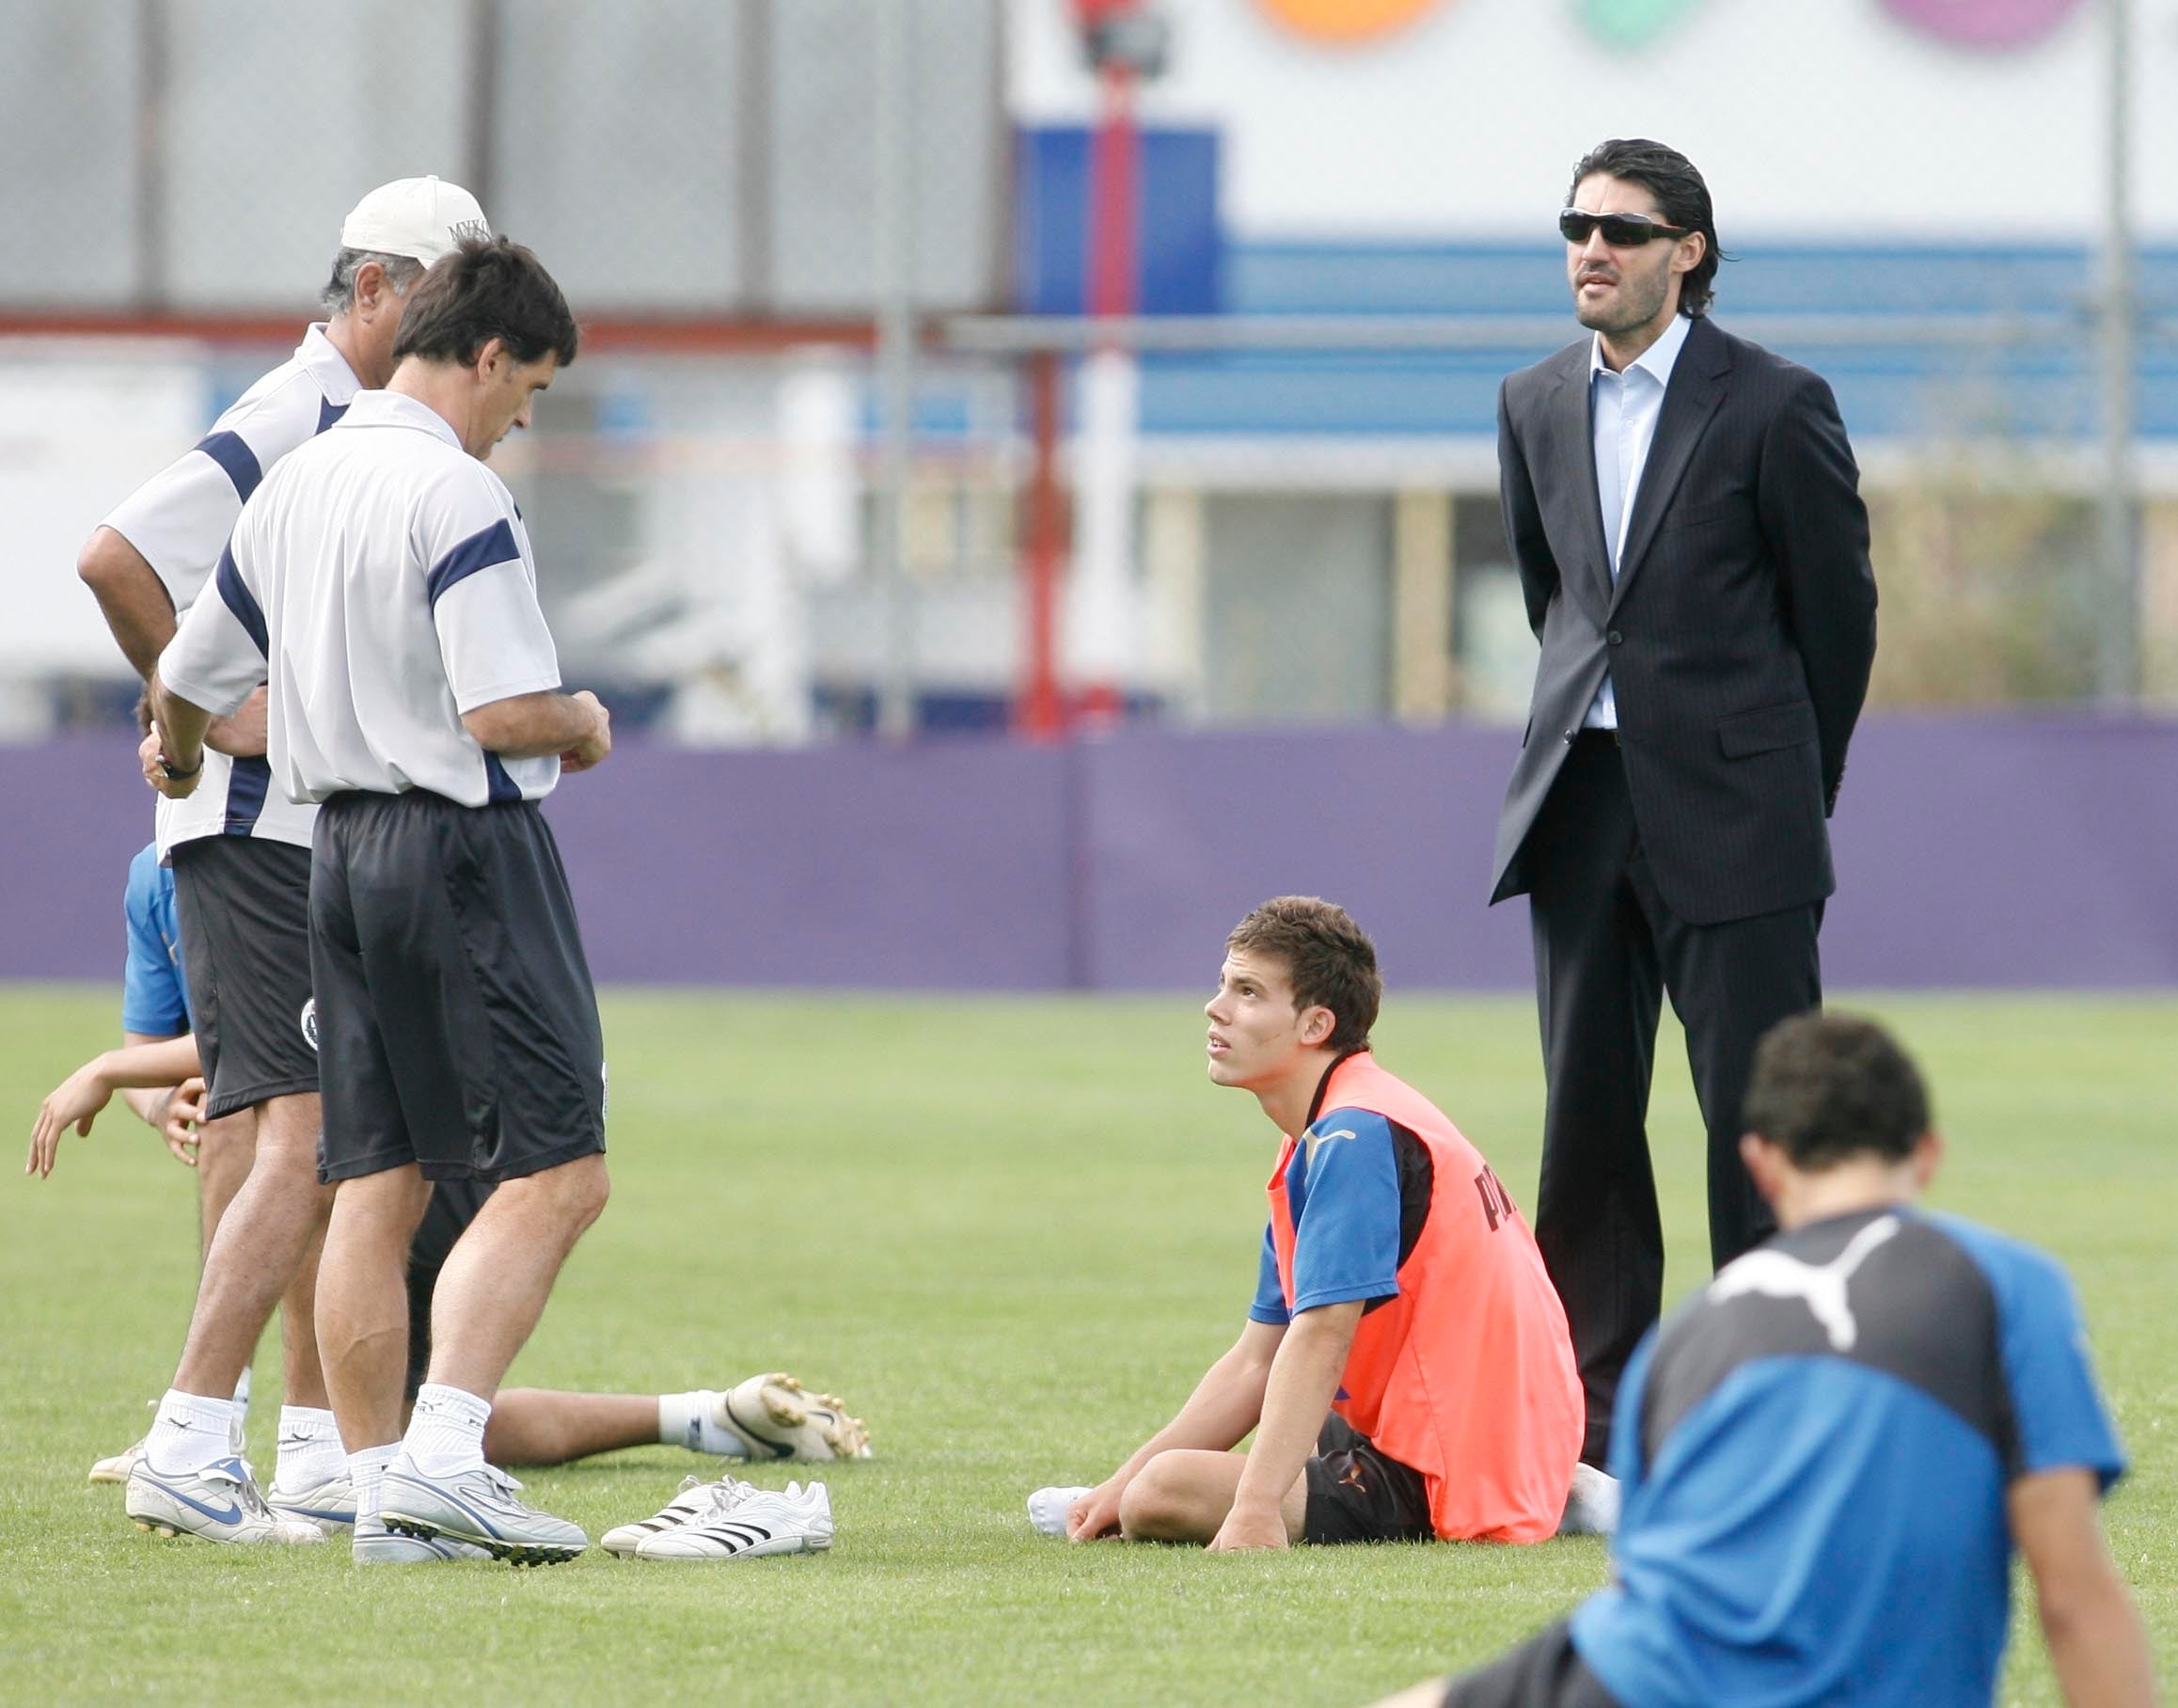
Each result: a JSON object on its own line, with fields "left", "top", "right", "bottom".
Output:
{"left": 1558, "top": 209, "right": 1693, "bottom": 246}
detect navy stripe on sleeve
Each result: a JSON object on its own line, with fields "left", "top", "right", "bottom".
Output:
{"left": 425, "top": 519, "right": 520, "bottom": 609}
{"left": 196, "top": 430, "right": 262, "bottom": 501}
{"left": 214, "top": 545, "right": 269, "bottom": 656}
{"left": 316, "top": 397, "right": 349, "bottom": 434}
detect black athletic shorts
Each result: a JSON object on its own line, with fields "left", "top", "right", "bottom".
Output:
{"left": 1301, "top": 1413, "right": 1434, "bottom": 1544}
{"left": 402, "top": 1177, "right": 494, "bottom": 1404}
{"left": 170, "top": 836, "right": 320, "bottom": 1120}
{"left": 1442, "top": 1618, "right": 1621, "bottom": 1708}
{"left": 308, "top": 789, "right": 607, "bottom": 1186}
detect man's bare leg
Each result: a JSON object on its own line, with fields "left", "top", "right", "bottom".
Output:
{"left": 314, "top": 1164, "right": 431, "bottom": 1453}
{"left": 193, "top": 1110, "right": 257, "bottom": 1261}
{"left": 1115, "top": 1448, "right": 1308, "bottom": 1544}
{"left": 485, "top": 1392, "right": 656, "bottom": 1466}
{"left": 280, "top": 1216, "right": 330, "bottom": 1410}
{"left": 421, "top": 1154, "right": 610, "bottom": 1400}
{"left": 166, "top": 1094, "right": 328, "bottom": 1415}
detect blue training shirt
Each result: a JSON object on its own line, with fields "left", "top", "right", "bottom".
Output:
{"left": 121, "top": 843, "right": 192, "bottom": 1036}
{"left": 1570, "top": 1205, "right": 2124, "bottom": 1708}
{"left": 1249, "top": 1108, "right": 1412, "bottom": 1323}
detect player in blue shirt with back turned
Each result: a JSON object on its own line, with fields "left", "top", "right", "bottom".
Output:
{"left": 1373, "top": 1010, "right": 2154, "bottom": 1708}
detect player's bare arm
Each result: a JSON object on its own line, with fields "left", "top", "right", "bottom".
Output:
{"left": 144, "top": 681, "right": 214, "bottom": 797}
{"left": 1209, "top": 1299, "right": 1363, "bottom": 1553}
{"left": 2009, "top": 1467, "right": 2157, "bottom": 1708}
{"left": 76, "top": 526, "right": 177, "bottom": 680}
{"left": 28, "top": 1034, "right": 206, "bottom": 1178}
{"left": 1067, "top": 1319, "right": 1284, "bottom": 1541}
{"left": 462, "top": 687, "right": 611, "bottom": 770}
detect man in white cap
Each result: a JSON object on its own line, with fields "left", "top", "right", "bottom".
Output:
{"left": 77, "top": 178, "right": 489, "bottom": 1549}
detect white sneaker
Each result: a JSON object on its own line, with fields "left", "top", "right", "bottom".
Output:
{"left": 89, "top": 1437, "right": 147, "bottom": 1485}
{"left": 601, "top": 1474, "right": 755, "bottom": 1558}
{"left": 352, "top": 1521, "right": 494, "bottom": 1565}
{"left": 1027, "top": 1486, "right": 1091, "bottom": 1538}
{"left": 269, "top": 1470, "right": 357, "bottom": 1535}
{"left": 125, "top": 1455, "right": 327, "bottom": 1545}
{"left": 1557, "top": 1463, "right": 1621, "bottom": 1537}
{"left": 720, "top": 1373, "right": 873, "bottom": 1461}
{"left": 379, "top": 1457, "right": 587, "bottom": 1567}
{"left": 634, "top": 1479, "right": 833, "bottom": 1560}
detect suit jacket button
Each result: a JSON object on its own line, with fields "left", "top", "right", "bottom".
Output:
{"left": 1606, "top": 629, "right": 1623, "bottom": 645}
{"left": 1562, "top": 729, "right": 1574, "bottom": 743}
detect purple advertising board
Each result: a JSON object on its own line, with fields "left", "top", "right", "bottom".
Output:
{"left": 4, "top": 715, "right": 2172, "bottom": 991}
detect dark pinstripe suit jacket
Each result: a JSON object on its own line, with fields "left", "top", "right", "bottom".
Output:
{"left": 1488, "top": 315, "right": 1879, "bottom": 926}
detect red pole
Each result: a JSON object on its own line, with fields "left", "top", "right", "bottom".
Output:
{"left": 1017, "top": 351, "right": 1065, "bottom": 739}
{"left": 1088, "top": 62, "right": 1139, "bottom": 323}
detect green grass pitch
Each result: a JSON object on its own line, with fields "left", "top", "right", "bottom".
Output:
{"left": 1, "top": 987, "right": 2170, "bottom": 1704}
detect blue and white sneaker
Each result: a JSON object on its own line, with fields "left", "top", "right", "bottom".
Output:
{"left": 269, "top": 1470, "right": 356, "bottom": 1535}
{"left": 633, "top": 1479, "right": 832, "bottom": 1560}
{"left": 125, "top": 1456, "right": 326, "bottom": 1545}
{"left": 352, "top": 1521, "right": 494, "bottom": 1565}
{"left": 378, "top": 1457, "right": 587, "bottom": 1567}
{"left": 1027, "top": 1486, "right": 1091, "bottom": 1538}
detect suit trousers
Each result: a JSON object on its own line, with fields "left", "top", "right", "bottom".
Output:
{"left": 1526, "top": 732, "right": 1821, "bottom": 1464}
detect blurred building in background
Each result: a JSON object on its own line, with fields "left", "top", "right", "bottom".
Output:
{"left": 4, "top": 0, "right": 2176, "bottom": 742}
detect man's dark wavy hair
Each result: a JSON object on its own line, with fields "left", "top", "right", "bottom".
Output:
{"left": 1226, "top": 896, "right": 1381, "bottom": 1056}
{"left": 391, "top": 235, "right": 578, "bottom": 370}
{"left": 1568, "top": 137, "right": 1728, "bottom": 318}
{"left": 1743, "top": 1012, "right": 1933, "bottom": 1170}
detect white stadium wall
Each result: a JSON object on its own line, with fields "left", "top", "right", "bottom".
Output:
{"left": 1010, "top": 0, "right": 2178, "bottom": 241}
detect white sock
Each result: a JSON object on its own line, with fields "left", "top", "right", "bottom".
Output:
{"left": 402, "top": 1383, "right": 493, "bottom": 1478}
{"left": 348, "top": 1442, "right": 400, "bottom": 1534}
{"left": 231, "top": 1365, "right": 252, "bottom": 1420}
{"left": 274, "top": 1406, "right": 345, "bottom": 1491}
{"left": 143, "top": 1389, "right": 235, "bottom": 1476}
{"left": 658, "top": 1390, "right": 750, "bottom": 1458}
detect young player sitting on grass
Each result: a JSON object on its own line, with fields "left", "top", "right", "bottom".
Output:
{"left": 1034, "top": 896, "right": 1593, "bottom": 1551}
{"left": 27, "top": 842, "right": 871, "bottom": 1531}
{"left": 1376, "top": 1012, "right": 2154, "bottom": 1708}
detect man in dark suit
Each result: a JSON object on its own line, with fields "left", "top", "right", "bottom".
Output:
{"left": 1490, "top": 137, "right": 1878, "bottom": 1465}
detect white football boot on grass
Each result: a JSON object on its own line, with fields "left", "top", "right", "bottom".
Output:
{"left": 1556, "top": 1463, "right": 1622, "bottom": 1537}
{"left": 269, "top": 1469, "right": 358, "bottom": 1535}
{"left": 720, "top": 1373, "right": 873, "bottom": 1461}
{"left": 378, "top": 1457, "right": 587, "bottom": 1567}
{"left": 125, "top": 1456, "right": 326, "bottom": 1545}
{"left": 634, "top": 1479, "right": 833, "bottom": 1561}
{"left": 602, "top": 1473, "right": 756, "bottom": 1558}
{"left": 1027, "top": 1486, "right": 1092, "bottom": 1538}
{"left": 88, "top": 1435, "right": 148, "bottom": 1485}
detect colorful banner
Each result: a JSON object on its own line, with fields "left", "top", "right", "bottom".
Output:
{"left": 1254, "top": 0, "right": 1450, "bottom": 46}
{"left": 1878, "top": 0, "right": 2087, "bottom": 48}
{"left": 1573, "top": 0, "right": 1706, "bottom": 51}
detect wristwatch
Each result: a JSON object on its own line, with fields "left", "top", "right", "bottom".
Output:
{"left": 159, "top": 753, "right": 202, "bottom": 781}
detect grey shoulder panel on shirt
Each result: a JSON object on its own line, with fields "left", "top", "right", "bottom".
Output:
{"left": 1640, "top": 1210, "right": 2013, "bottom": 1469}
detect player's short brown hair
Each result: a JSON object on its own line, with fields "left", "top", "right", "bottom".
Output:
{"left": 1743, "top": 1012, "right": 1932, "bottom": 1169}
{"left": 391, "top": 235, "right": 577, "bottom": 371}
{"left": 1226, "top": 896, "right": 1381, "bottom": 1055}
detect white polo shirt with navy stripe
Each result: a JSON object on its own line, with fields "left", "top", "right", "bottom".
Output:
{"left": 159, "top": 389, "right": 564, "bottom": 810}
{"left": 103, "top": 323, "right": 361, "bottom": 856}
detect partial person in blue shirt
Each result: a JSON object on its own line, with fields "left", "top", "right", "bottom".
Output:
{"left": 1371, "top": 1011, "right": 2154, "bottom": 1708}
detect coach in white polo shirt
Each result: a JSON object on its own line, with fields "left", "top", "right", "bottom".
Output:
{"left": 153, "top": 236, "right": 610, "bottom": 1567}
{"left": 81, "top": 178, "right": 491, "bottom": 1550}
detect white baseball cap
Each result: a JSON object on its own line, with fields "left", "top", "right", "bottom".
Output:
{"left": 339, "top": 175, "right": 491, "bottom": 266}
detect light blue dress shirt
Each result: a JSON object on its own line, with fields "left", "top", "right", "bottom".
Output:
{"left": 1582, "top": 311, "right": 1692, "bottom": 731}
